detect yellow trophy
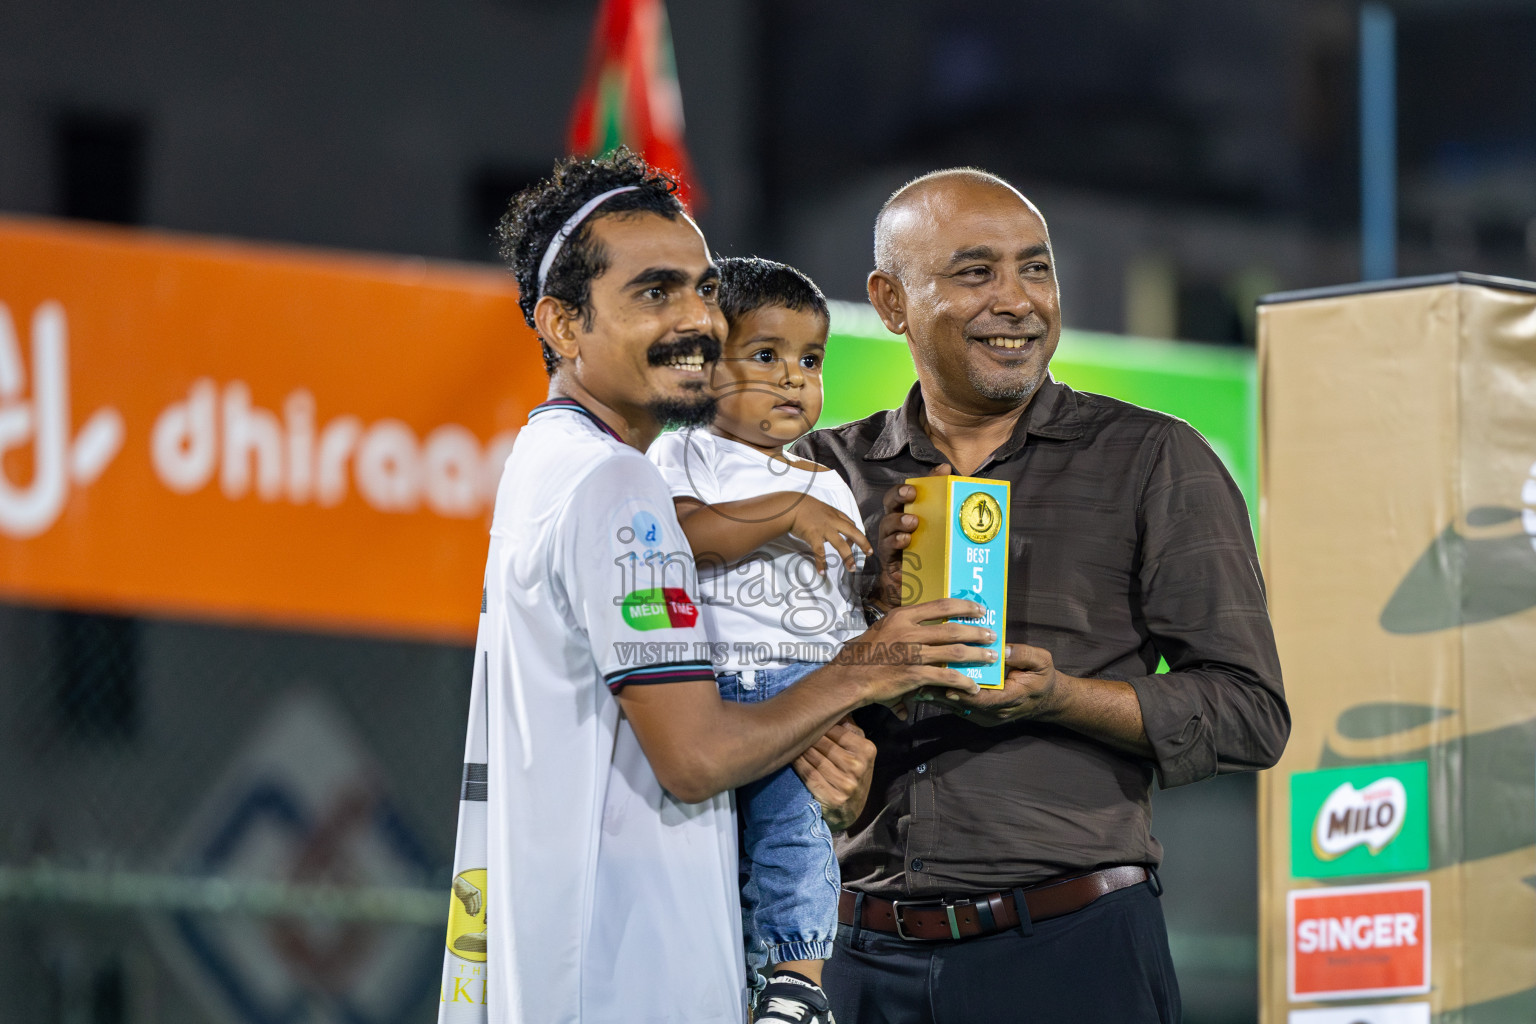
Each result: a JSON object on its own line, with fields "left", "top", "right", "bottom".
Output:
{"left": 900, "top": 474, "right": 1010, "bottom": 688}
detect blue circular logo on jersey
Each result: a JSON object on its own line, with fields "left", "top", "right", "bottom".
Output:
{"left": 631, "top": 511, "right": 662, "bottom": 547}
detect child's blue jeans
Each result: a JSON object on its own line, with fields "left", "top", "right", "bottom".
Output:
{"left": 717, "top": 661, "right": 840, "bottom": 975}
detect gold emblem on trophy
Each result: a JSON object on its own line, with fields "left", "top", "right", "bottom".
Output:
{"left": 958, "top": 491, "right": 1003, "bottom": 544}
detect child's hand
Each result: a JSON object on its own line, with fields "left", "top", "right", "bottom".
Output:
{"left": 788, "top": 496, "right": 873, "bottom": 575}
{"left": 793, "top": 716, "right": 876, "bottom": 831}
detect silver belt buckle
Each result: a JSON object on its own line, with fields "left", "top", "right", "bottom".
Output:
{"left": 890, "top": 898, "right": 965, "bottom": 941}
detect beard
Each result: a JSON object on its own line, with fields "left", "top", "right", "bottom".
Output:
{"left": 648, "top": 389, "right": 718, "bottom": 429}
{"left": 968, "top": 361, "right": 1048, "bottom": 404}
{"left": 966, "top": 323, "right": 1054, "bottom": 404}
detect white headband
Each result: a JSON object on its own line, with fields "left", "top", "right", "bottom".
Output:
{"left": 536, "top": 185, "right": 641, "bottom": 297}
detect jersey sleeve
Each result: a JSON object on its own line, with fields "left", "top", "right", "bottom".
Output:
{"left": 557, "top": 452, "right": 719, "bottom": 693}
{"left": 646, "top": 429, "right": 719, "bottom": 503}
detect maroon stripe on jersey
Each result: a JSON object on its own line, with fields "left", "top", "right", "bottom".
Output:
{"left": 605, "top": 660, "right": 716, "bottom": 693}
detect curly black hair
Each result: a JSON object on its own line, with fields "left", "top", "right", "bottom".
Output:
{"left": 496, "top": 147, "right": 685, "bottom": 375}
{"left": 716, "top": 256, "right": 829, "bottom": 328}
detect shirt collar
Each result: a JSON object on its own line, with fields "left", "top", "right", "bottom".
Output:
{"left": 865, "top": 376, "right": 1084, "bottom": 464}
{"left": 528, "top": 396, "right": 626, "bottom": 445}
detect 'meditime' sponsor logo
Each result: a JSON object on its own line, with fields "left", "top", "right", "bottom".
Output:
{"left": 620, "top": 587, "right": 700, "bottom": 631}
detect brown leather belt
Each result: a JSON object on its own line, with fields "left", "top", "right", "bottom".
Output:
{"left": 837, "top": 865, "right": 1150, "bottom": 942}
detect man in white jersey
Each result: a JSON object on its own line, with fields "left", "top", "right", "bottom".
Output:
{"left": 453, "top": 148, "right": 997, "bottom": 1024}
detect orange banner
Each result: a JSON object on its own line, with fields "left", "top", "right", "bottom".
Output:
{"left": 0, "top": 216, "right": 546, "bottom": 641}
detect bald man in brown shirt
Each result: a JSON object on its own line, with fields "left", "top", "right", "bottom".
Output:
{"left": 794, "top": 169, "right": 1288, "bottom": 1023}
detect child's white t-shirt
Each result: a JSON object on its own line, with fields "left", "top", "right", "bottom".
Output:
{"left": 648, "top": 428, "right": 866, "bottom": 673}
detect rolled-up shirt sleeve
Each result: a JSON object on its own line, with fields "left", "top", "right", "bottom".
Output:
{"left": 1124, "top": 421, "right": 1289, "bottom": 788}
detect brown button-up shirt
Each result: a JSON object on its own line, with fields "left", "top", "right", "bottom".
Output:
{"left": 794, "top": 378, "right": 1288, "bottom": 897}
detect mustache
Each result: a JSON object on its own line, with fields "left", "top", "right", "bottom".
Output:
{"left": 647, "top": 334, "right": 722, "bottom": 366}
{"left": 969, "top": 314, "right": 1048, "bottom": 337}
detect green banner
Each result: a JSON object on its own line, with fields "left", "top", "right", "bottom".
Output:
{"left": 1289, "top": 761, "right": 1431, "bottom": 879}
{"left": 821, "top": 302, "right": 1258, "bottom": 526}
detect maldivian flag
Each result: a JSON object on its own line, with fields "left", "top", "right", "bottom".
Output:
{"left": 568, "top": 0, "right": 702, "bottom": 206}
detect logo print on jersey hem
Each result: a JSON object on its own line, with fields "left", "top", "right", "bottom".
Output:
{"left": 620, "top": 587, "right": 700, "bottom": 630}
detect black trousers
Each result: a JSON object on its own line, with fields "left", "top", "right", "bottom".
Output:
{"left": 824, "top": 882, "right": 1181, "bottom": 1024}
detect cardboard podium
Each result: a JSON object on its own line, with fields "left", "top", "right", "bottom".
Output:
{"left": 1257, "top": 273, "right": 1536, "bottom": 1023}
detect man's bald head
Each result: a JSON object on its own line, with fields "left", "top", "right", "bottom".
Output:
{"left": 873, "top": 168, "right": 1047, "bottom": 283}
{"left": 865, "top": 166, "right": 1061, "bottom": 414}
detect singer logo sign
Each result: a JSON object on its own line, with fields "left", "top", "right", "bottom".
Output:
{"left": 1288, "top": 881, "right": 1431, "bottom": 1001}
{"left": 0, "top": 217, "right": 546, "bottom": 641}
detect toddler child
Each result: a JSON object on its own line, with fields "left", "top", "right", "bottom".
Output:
{"left": 648, "top": 257, "right": 868, "bottom": 1024}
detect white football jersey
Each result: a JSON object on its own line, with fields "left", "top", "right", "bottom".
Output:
{"left": 468, "top": 398, "right": 745, "bottom": 1024}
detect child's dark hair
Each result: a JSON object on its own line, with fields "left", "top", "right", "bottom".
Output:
{"left": 716, "top": 256, "right": 830, "bottom": 329}
{"left": 497, "top": 146, "right": 685, "bottom": 374}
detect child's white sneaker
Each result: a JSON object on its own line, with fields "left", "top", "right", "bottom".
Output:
{"left": 753, "top": 973, "right": 835, "bottom": 1024}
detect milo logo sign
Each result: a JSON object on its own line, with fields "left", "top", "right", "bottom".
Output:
{"left": 1314, "top": 776, "right": 1407, "bottom": 859}
{"left": 1290, "top": 762, "right": 1429, "bottom": 879}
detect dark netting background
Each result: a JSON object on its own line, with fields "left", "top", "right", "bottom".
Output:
{"left": 0, "top": 600, "right": 473, "bottom": 1023}
{"left": 0, "top": 598, "right": 1262, "bottom": 1024}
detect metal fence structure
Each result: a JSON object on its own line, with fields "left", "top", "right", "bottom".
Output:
{"left": 0, "top": 596, "right": 1263, "bottom": 1024}
{"left": 0, "top": 601, "right": 472, "bottom": 1024}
